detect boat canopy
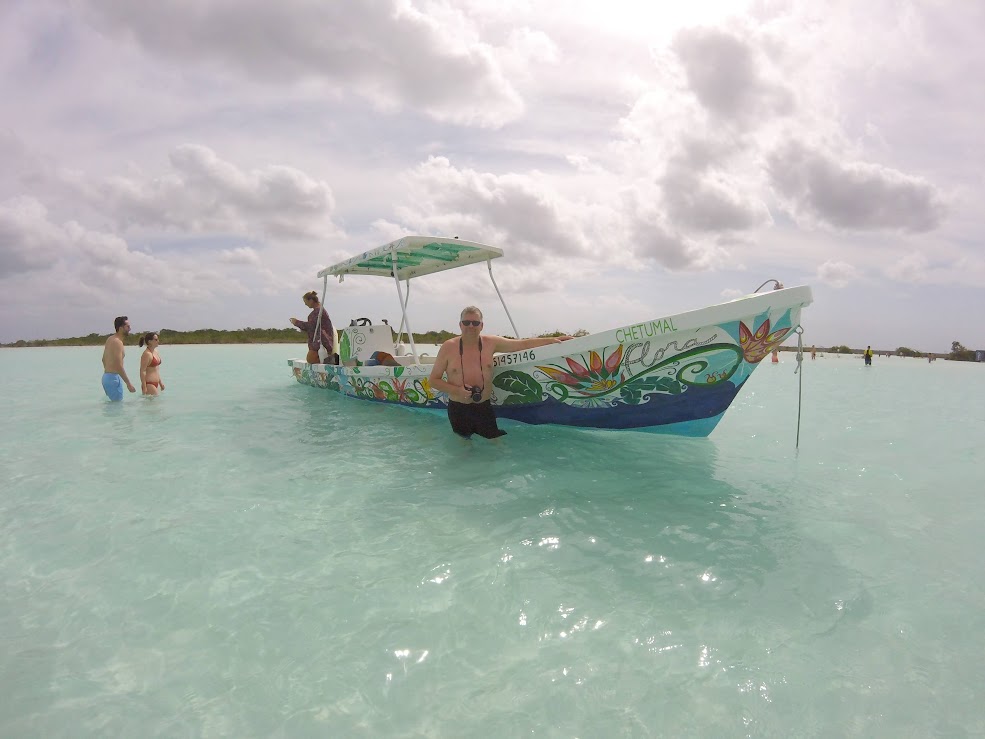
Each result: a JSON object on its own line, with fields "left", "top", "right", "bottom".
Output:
{"left": 314, "top": 235, "right": 518, "bottom": 363}
{"left": 319, "top": 236, "right": 503, "bottom": 281}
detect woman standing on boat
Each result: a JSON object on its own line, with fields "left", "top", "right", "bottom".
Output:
{"left": 291, "top": 291, "right": 335, "bottom": 364}
{"left": 139, "top": 332, "right": 165, "bottom": 396}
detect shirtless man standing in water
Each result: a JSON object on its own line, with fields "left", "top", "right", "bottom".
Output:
{"left": 101, "top": 316, "right": 136, "bottom": 400}
{"left": 428, "top": 306, "right": 571, "bottom": 439}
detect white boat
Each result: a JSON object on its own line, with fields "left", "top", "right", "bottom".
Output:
{"left": 289, "top": 236, "right": 813, "bottom": 436}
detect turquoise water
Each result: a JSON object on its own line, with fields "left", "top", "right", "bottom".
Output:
{"left": 1, "top": 345, "right": 984, "bottom": 737}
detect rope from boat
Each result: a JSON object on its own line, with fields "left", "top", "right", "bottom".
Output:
{"left": 794, "top": 325, "right": 804, "bottom": 449}
{"left": 754, "top": 279, "right": 785, "bottom": 293}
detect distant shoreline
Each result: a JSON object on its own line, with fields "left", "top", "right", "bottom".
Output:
{"left": 0, "top": 342, "right": 307, "bottom": 348}
{"left": 0, "top": 326, "right": 459, "bottom": 348}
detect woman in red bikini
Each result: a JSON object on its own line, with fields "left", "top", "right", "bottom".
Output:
{"left": 139, "top": 332, "right": 165, "bottom": 396}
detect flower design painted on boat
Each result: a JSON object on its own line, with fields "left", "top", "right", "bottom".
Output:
{"left": 739, "top": 318, "right": 790, "bottom": 363}
{"left": 418, "top": 378, "right": 436, "bottom": 401}
{"left": 350, "top": 377, "right": 374, "bottom": 400}
{"left": 390, "top": 377, "right": 410, "bottom": 402}
{"left": 344, "top": 373, "right": 436, "bottom": 405}
{"left": 537, "top": 346, "right": 625, "bottom": 395}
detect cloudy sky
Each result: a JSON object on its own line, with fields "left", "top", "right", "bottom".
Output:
{"left": 2, "top": 0, "right": 982, "bottom": 352}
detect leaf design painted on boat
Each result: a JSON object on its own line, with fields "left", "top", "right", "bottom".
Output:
{"left": 619, "top": 375, "right": 684, "bottom": 405}
{"left": 503, "top": 394, "right": 537, "bottom": 405}
{"left": 340, "top": 331, "right": 351, "bottom": 361}
{"left": 394, "top": 365, "right": 404, "bottom": 377}
{"left": 493, "top": 370, "right": 542, "bottom": 402}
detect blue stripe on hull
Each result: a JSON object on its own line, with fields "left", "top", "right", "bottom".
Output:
{"left": 307, "top": 377, "right": 743, "bottom": 437}
{"left": 494, "top": 381, "right": 741, "bottom": 436}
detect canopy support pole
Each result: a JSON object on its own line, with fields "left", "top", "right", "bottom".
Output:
{"left": 487, "top": 260, "right": 519, "bottom": 337}
{"left": 395, "top": 280, "right": 412, "bottom": 349}
{"left": 391, "top": 249, "right": 418, "bottom": 362}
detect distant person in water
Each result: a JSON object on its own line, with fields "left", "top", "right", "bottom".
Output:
{"left": 290, "top": 291, "right": 335, "bottom": 365}
{"left": 811, "top": 345, "right": 816, "bottom": 360}
{"left": 864, "top": 346, "right": 873, "bottom": 366}
{"left": 139, "top": 332, "right": 165, "bottom": 395}
{"left": 101, "top": 316, "right": 136, "bottom": 400}
{"left": 428, "top": 306, "right": 573, "bottom": 440}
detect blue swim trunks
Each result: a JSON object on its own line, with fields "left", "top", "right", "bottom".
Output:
{"left": 102, "top": 372, "right": 124, "bottom": 401}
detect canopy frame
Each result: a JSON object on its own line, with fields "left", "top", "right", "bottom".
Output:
{"left": 317, "top": 236, "right": 520, "bottom": 364}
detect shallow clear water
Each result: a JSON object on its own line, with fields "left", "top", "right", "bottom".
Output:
{"left": 1, "top": 346, "right": 984, "bottom": 737}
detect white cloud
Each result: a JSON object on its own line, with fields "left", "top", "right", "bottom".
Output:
{"left": 671, "top": 26, "right": 794, "bottom": 127}
{"left": 218, "top": 246, "right": 262, "bottom": 266}
{"left": 382, "top": 156, "right": 595, "bottom": 265}
{"left": 59, "top": 145, "right": 341, "bottom": 241}
{"left": 885, "top": 253, "right": 928, "bottom": 284}
{"left": 879, "top": 252, "right": 985, "bottom": 288}
{"left": 661, "top": 164, "right": 772, "bottom": 233}
{"left": 768, "top": 141, "right": 946, "bottom": 232}
{"left": 74, "top": 0, "right": 527, "bottom": 127}
{"left": 0, "top": 197, "right": 68, "bottom": 276}
{"left": 0, "top": 195, "right": 248, "bottom": 305}
{"left": 816, "top": 260, "right": 861, "bottom": 288}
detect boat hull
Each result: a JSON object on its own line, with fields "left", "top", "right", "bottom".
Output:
{"left": 288, "top": 286, "right": 812, "bottom": 437}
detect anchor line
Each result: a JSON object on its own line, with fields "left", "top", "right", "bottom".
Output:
{"left": 794, "top": 325, "right": 805, "bottom": 449}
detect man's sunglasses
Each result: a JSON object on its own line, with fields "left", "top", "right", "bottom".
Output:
{"left": 460, "top": 320, "right": 481, "bottom": 327}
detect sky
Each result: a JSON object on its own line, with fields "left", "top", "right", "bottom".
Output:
{"left": 1, "top": 0, "right": 983, "bottom": 352}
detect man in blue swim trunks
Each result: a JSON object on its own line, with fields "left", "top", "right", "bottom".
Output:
{"left": 428, "top": 306, "right": 572, "bottom": 439}
{"left": 101, "top": 316, "right": 136, "bottom": 400}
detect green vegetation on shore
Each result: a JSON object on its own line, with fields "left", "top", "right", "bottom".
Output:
{"left": 1, "top": 326, "right": 592, "bottom": 348}
{"left": 2, "top": 327, "right": 306, "bottom": 347}
{"left": 0, "top": 327, "right": 467, "bottom": 348}
{"left": 784, "top": 341, "right": 979, "bottom": 362}
{"left": 946, "top": 341, "right": 978, "bottom": 362}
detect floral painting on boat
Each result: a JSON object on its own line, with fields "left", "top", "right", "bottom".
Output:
{"left": 289, "top": 303, "right": 803, "bottom": 435}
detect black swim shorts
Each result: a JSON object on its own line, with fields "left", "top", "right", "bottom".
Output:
{"left": 447, "top": 400, "right": 507, "bottom": 439}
